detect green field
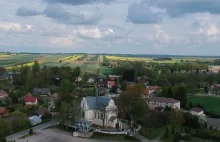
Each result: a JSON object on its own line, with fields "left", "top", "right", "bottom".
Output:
{"left": 188, "top": 96, "right": 220, "bottom": 116}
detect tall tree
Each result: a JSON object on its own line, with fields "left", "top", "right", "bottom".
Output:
{"left": 0, "top": 67, "right": 6, "bottom": 80}
{"left": 83, "top": 71, "right": 89, "bottom": 83}
{"left": 74, "top": 66, "right": 81, "bottom": 77}
{"left": 32, "top": 60, "right": 40, "bottom": 76}
{"left": 174, "top": 86, "right": 187, "bottom": 108}
{"left": 167, "top": 86, "right": 173, "bottom": 98}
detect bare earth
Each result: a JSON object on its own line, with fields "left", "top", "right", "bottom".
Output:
{"left": 16, "top": 128, "right": 123, "bottom": 142}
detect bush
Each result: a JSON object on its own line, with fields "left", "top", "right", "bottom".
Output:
{"left": 29, "top": 128, "right": 34, "bottom": 135}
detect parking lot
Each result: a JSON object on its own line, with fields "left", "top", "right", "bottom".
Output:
{"left": 16, "top": 128, "right": 121, "bottom": 142}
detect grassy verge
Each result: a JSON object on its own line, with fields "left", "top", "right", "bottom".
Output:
{"left": 19, "top": 133, "right": 35, "bottom": 139}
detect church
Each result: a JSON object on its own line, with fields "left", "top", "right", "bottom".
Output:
{"left": 80, "top": 95, "right": 120, "bottom": 128}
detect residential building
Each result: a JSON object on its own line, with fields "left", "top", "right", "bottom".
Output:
{"left": 97, "top": 82, "right": 106, "bottom": 87}
{"left": 145, "top": 86, "right": 161, "bottom": 98}
{"left": 33, "top": 88, "right": 50, "bottom": 96}
{"left": 75, "top": 76, "right": 83, "bottom": 83}
{"left": 0, "top": 90, "right": 8, "bottom": 99}
{"left": 88, "top": 78, "right": 95, "bottom": 84}
{"left": 24, "top": 93, "right": 38, "bottom": 105}
{"left": 80, "top": 96, "right": 120, "bottom": 128}
{"left": 0, "top": 107, "right": 8, "bottom": 116}
{"left": 137, "top": 76, "right": 149, "bottom": 85}
{"left": 107, "top": 81, "right": 116, "bottom": 88}
{"left": 190, "top": 107, "right": 204, "bottom": 116}
{"left": 32, "top": 107, "right": 49, "bottom": 117}
{"left": 147, "top": 97, "right": 180, "bottom": 110}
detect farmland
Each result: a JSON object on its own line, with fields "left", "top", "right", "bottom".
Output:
{"left": 188, "top": 96, "right": 220, "bottom": 116}
{"left": 0, "top": 53, "right": 218, "bottom": 74}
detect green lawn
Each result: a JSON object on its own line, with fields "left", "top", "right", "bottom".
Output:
{"left": 139, "top": 126, "right": 165, "bottom": 140}
{"left": 188, "top": 96, "right": 220, "bottom": 116}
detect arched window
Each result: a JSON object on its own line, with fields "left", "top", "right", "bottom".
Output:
{"left": 82, "top": 111, "right": 85, "bottom": 118}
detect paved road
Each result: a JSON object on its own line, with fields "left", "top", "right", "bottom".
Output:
{"left": 6, "top": 120, "right": 59, "bottom": 141}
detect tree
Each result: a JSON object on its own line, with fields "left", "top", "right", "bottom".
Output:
{"left": 83, "top": 71, "right": 89, "bottom": 83}
{"left": 0, "top": 118, "right": 9, "bottom": 139}
{"left": 110, "top": 85, "right": 118, "bottom": 93}
{"left": 29, "top": 128, "right": 34, "bottom": 135}
{"left": 32, "top": 60, "right": 40, "bottom": 76}
{"left": 167, "top": 86, "right": 173, "bottom": 98}
{"left": 172, "top": 126, "right": 175, "bottom": 134}
{"left": 0, "top": 67, "right": 6, "bottom": 80}
{"left": 74, "top": 66, "right": 81, "bottom": 77}
{"left": 60, "top": 79, "right": 76, "bottom": 95}
{"left": 204, "top": 86, "right": 209, "bottom": 94}
{"left": 174, "top": 86, "right": 187, "bottom": 108}
{"left": 165, "top": 126, "right": 169, "bottom": 138}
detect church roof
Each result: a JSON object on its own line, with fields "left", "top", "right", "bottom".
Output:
{"left": 85, "top": 96, "right": 111, "bottom": 109}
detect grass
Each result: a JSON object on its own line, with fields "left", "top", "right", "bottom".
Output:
{"left": 91, "top": 134, "right": 140, "bottom": 141}
{"left": 188, "top": 96, "right": 220, "bottom": 116}
{"left": 139, "top": 126, "right": 165, "bottom": 140}
{"left": 19, "top": 132, "right": 35, "bottom": 139}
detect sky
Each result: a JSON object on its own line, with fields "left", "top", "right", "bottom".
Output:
{"left": 1, "top": 0, "right": 220, "bottom": 55}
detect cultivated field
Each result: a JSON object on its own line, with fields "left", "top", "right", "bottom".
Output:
{"left": 0, "top": 53, "right": 218, "bottom": 74}
{"left": 188, "top": 96, "right": 220, "bottom": 116}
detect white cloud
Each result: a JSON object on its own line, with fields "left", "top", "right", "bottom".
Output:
{"left": 147, "top": 25, "right": 170, "bottom": 43}
{"left": 50, "top": 36, "right": 74, "bottom": 47}
{"left": 0, "top": 22, "right": 35, "bottom": 33}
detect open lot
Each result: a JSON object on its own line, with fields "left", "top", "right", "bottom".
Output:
{"left": 16, "top": 128, "right": 123, "bottom": 142}
{"left": 188, "top": 96, "right": 220, "bottom": 116}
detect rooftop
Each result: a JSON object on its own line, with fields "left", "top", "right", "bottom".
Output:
{"left": 85, "top": 96, "right": 111, "bottom": 109}
{"left": 148, "top": 97, "right": 179, "bottom": 104}
{"left": 190, "top": 107, "right": 204, "bottom": 113}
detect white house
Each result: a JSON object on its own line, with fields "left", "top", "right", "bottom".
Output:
{"left": 75, "top": 76, "right": 82, "bottom": 83}
{"left": 80, "top": 96, "right": 120, "bottom": 128}
{"left": 88, "top": 78, "right": 95, "bottom": 84}
{"left": 147, "top": 97, "right": 180, "bottom": 110}
{"left": 190, "top": 107, "right": 204, "bottom": 116}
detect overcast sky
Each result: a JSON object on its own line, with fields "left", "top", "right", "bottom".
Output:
{"left": 1, "top": 0, "right": 220, "bottom": 55}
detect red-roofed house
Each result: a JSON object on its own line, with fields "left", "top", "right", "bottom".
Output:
{"left": 108, "top": 81, "right": 116, "bottom": 88}
{"left": 145, "top": 86, "right": 161, "bottom": 98}
{"left": 0, "top": 107, "right": 8, "bottom": 116}
{"left": 0, "top": 90, "right": 8, "bottom": 99}
{"left": 24, "top": 93, "right": 38, "bottom": 105}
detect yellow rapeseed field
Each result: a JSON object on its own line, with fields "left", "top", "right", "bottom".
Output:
{"left": 99, "top": 55, "right": 103, "bottom": 62}
{"left": 6, "top": 61, "right": 43, "bottom": 70}
{"left": 70, "top": 54, "right": 84, "bottom": 61}
{"left": 106, "top": 55, "right": 150, "bottom": 61}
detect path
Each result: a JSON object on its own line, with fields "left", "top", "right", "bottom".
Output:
{"left": 6, "top": 120, "right": 60, "bottom": 141}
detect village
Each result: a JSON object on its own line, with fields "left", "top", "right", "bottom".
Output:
{"left": 0, "top": 60, "right": 220, "bottom": 142}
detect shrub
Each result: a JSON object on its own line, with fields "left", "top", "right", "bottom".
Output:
{"left": 29, "top": 128, "right": 34, "bottom": 135}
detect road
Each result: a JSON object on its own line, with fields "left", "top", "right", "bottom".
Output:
{"left": 6, "top": 120, "right": 59, "bottom": 141}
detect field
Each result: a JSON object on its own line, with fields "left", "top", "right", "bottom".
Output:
{"left": 0, "top": 53, "right": 218, "bottom": 74}
{"left": 188, "top": 96, "right": 220, "bottom": 116}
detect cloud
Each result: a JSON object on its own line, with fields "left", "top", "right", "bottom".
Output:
{"left": 72, "top": 27, "right": 119, "bottom": 39}
{"left": 16, "top": 7, "right": 41, "bottom": 16}
{"left": 127, "top": 1, "right": 164, "bottom": 24}
{"left": 44, "top": 0, "right": 115, "bottom": 5}
{"left": 50, "top": 36, "right": 74, "bottom": 47}
{"left": 148, "top": 0, "right": 220, "bottom": 17}
{"left": 16, "top": 5, "right": 103, "bottom": 25}
{"left": 0, "top": 22, "right": 34, "bottom": 33}
{"left": 147, "top": 25, "right": 170, "bottom": 43}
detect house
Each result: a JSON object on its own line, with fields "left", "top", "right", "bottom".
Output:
{"left": 107, "top": 81, "right": 116, "bottom": 88}
{"left": 80, "top": 96, "right": 120, "bottom": 128}
{"left": 109, "top": 75, "right": 121, "bottom": 80}
{"left": 75, "top": 76, "right": 82, "bottom": 83}
{"left": 0, "top": 90, "right": 8, "bottom": 99}
{"left": 24, "top": 93, "right": 38, "bottom": 105}
{"left": 207, "top": 118, "right": 220, "bottom": 130}
{"left": 190, "top": 107, "right": 204, "bottom": 116}
{"left": 88, "top": 78, "right": 95, "bottom": 84}
{"left": 32, "top": 107, "right": 49, "bottom": 117}
{"left": 137, "top": 76, "right": 149, "bottom": 85}
{"left": 97, "top": 82, "right": 106, "bottom": 87}
{"left": 33, "top": 88, "right": 50, "bottom": 96}
{"left": 147, "top": 97, "right": 180, "bottom": 110}
{"left": 0, "top": 107, "right": 8, "bottom": 116}
{"left": 29, "top": 115, "right": 42, "bottom": 125}
{"left": 145, "top": 86, "right": 161, "bottom": 98}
